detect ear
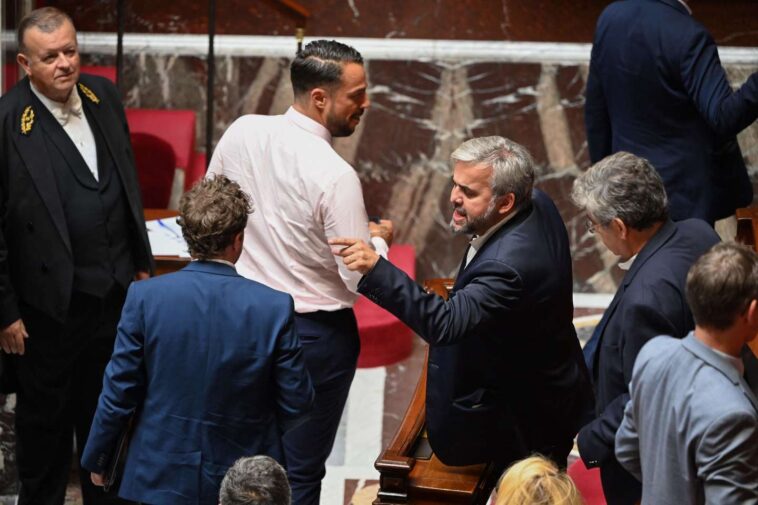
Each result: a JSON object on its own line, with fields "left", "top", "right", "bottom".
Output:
{"left": 16, "top": 53, "right": 31, "bottom": 76}
{"left": 744, "top": 299, "right": 758, "bottom": 328}
{"left": 496, "top": 193, "right": 516, "bottom": 215}
{"left": 610, "top": 217, "right": 628, "bottom": 239}
{"left": 310, "top": 87, "right": 329, "bottom": 111}
{"left": 233, "top": 230, "right": 244, "bottom": 250}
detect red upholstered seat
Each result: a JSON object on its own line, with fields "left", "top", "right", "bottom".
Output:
{"left": 130, "top": 133, "right": 176, "bottom": 208}
{"left": 125, "top": 108, "right": 206, "bottom": 192}
{"left": 125, "top": 107, "right": 196, "bottom": 178}
{"left": 80, "top": 65, "right": 117, "bottom": 83}
{"left": 355, "top": 244, "right": 416, "bottom": 368}
{"left": 186, "top": 151, "right": 207, "bottom": 191}
{"left": 567, "top": 458, "right": 607, "bottom": 505}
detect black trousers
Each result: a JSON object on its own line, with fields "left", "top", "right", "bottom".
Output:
{"left": 12, "top": 286, "right": 133, "bottom": 505}
{"left": 283, "top": 308, "right": 360, "bottom": 505}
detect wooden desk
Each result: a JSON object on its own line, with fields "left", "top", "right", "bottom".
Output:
{"left": 374, "top": 278, "right": 497, "bottom": 505}
{"left": 144, "top": 208, "right": 190, "bottom": 276}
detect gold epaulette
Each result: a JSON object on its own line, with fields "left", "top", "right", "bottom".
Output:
{"left": 20, "top": 105, "right": 35, "bottom": 135}
{"left": 78, "top": 83, "right": 100, "bottom": 104}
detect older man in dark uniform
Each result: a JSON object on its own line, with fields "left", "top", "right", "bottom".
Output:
{"left": 0, "top": 7, "right": 152, "bottom": 505}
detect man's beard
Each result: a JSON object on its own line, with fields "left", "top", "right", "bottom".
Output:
{"left": 449, "top": 197, "right": 498, "bottom": 236}
{"left": 326, "top": 110, "right": 359, "bottom": 138}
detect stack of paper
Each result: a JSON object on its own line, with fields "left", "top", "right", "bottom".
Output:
{"left": 146, "top": 218, "right": 190, "bottom": 257}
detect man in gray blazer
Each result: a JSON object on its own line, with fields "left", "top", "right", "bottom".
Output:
{"left": 616, "top": 243, "right": 758, "bottom": 505}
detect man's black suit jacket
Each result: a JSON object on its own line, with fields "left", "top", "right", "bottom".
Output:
{"left": 577, "top": 219, "right": 719, "bottom": 505}
{"left": 0, "top": 74, "right": 153, "bottom": 329}
{"left": 585, "top": 0, "right": 758, "bottom": 223}
{"left": 360, "top": 190, "right": 593, "bottom": 467}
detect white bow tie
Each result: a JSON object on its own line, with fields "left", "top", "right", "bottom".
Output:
{"left": 51, "top": 92, "right": 83, "bottom": 126}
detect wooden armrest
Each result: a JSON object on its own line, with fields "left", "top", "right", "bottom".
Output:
{"left": 374, "top": 278, "right": 496, "bottom": 505}
{"left": 735, "top": 207, "right": 758, "bottom": 248}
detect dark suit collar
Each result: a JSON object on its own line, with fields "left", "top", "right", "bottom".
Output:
{"left": 77, "top": 76, "right": 147, "bottom": 241}
{"left": 34, "top": 91, "right": 100, "bottom": 189}
{"left": 182, "top": 260, "right": 240, "bottom": 277}
{"left": 458, "top": 200, "right": 533, "bottom": 276}
{"left": 683, "top": 333, "right": 758, "bottom": 412}
{"left": 11, "top": 78, "right": 72, "bottom": 254}
{"left": 654, "top": 0, "right": 691, "bottom": 16}
{"left": 621, "top": 219, "right": 676, "bottom": 288}
{"left": 586, "top": 220, "right": 677, "bottom": 376}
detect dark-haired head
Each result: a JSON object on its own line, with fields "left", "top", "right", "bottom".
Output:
{"left": 290, "top": 40, "right": 363, "bottom": 97}
{"left": 289, "top": 40, "right": 369, "bottom": 138}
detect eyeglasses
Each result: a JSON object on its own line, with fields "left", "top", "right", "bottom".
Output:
{"left": 586, "top": 219, "right": 599, "bottom": 235}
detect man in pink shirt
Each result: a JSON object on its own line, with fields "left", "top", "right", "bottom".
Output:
{"left": 207, "top": 40, "right": 392, "bottom": 505}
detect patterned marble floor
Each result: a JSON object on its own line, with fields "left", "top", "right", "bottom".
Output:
{"left": 38, "top": 297, "right": 606, "bottom": 505}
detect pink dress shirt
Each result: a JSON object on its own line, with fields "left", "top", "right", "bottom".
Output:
{"left": 207, "top": 107, "right": 386, "bottom": 313}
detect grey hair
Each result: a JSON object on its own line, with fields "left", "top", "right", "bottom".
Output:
{"left": 451, "top": 136, "right": 535, "bottom": 206}
{"left": 571, "top": 152, "right": 668, "bottom": 230}
{"left": 219, "top": 456, "right": 291, "bottom": 505}
{"left": 686, "top": 243, "right": 758, "bottom": 331}
{"left": 17, "top": 7, "right": 74, "bottom": 54}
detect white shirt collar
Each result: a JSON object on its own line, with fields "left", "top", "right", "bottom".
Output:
{"left": 676, "top": 0, "right": 692, "bottom": 15}
{"left": 194, "top": 258, "right": 237, "bottom": 269}
{"left": 30, "top": 81, "right": 83, "bottom": 126}
{"left": 285, "top": 106, "right": 332, "bottom": 144}
{"left": 618, "top": 253, "right": 637, "bottom": 271}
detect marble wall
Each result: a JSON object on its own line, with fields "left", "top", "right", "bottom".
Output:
{"left": 83, "top": 51, "right": 758, "bottom": 293}
{"left": 42, "top": 0, "right": 758, "bottom": 46}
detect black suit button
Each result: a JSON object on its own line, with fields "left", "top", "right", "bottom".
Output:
{"left": 41, "top": 262, "right": 49, "bottom": 273}
{"left": 26, "top": 222, "right": 34, "bottom": 232}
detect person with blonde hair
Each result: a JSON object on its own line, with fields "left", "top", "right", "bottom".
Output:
{"left": 494, "top": 456, "right": 584, "bottom": 505}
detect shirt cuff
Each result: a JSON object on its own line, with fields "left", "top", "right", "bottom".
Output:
{"left": 370, "top": 236, "right": 389, "bottom": 259}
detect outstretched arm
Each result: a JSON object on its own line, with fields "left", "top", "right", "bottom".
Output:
{"left": 330, "top": 238, "right": 522, "bottom": 346}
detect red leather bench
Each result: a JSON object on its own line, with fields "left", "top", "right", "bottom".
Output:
{"left": 355, "top": 244, "right": 416, "bottom": 368}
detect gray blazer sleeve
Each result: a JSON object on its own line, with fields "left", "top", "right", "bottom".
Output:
{"left": 615, "top": 393, "right": 641, "bottom": 481}
{"left": 696, "top": 411, "right": 758, "bottom": 504}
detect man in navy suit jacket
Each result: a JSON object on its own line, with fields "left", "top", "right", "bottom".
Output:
{"left": 572, "top": 152, "right": 720, "bottom": 504}
{"left": 585, "top": 0, "right": 758, "bottom": 224}
{"left": 81, "top": 176, "right": 314, "bottom": 504}
{"left": 331, "top": 137, "right": 593, "bottom": 477}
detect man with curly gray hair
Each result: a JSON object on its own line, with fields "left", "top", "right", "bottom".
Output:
{"left": 82, "top": 176, "right": 313, "bottom": 504}
{"left": 572, "top": 151, "right": 719, "bottom": 504}
{"left": 220, "top": 455, "right": 291, "bottom": 505}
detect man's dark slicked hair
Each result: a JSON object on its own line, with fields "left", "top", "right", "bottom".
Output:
{"left": 290, "top": 40, "right": 363, "bottom": 97}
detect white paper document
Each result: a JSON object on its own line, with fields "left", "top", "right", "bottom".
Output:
{"left": 146, "top": 218, "right": 190, "bottom": 257}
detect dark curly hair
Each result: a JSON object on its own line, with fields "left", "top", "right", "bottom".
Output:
{"left": 177, "top": 175, "right": 253, "bottom": 260}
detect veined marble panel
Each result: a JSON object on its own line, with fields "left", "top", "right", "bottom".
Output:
{"left": 86, "top": 51, "right": 757, "bottom": 291}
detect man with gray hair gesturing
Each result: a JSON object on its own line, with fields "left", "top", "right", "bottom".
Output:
{"left": 572, "top": 152, "right": 719, "bottom": 505}
{"left": 330, "top": 136, "right": 592, "bottom": 487}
